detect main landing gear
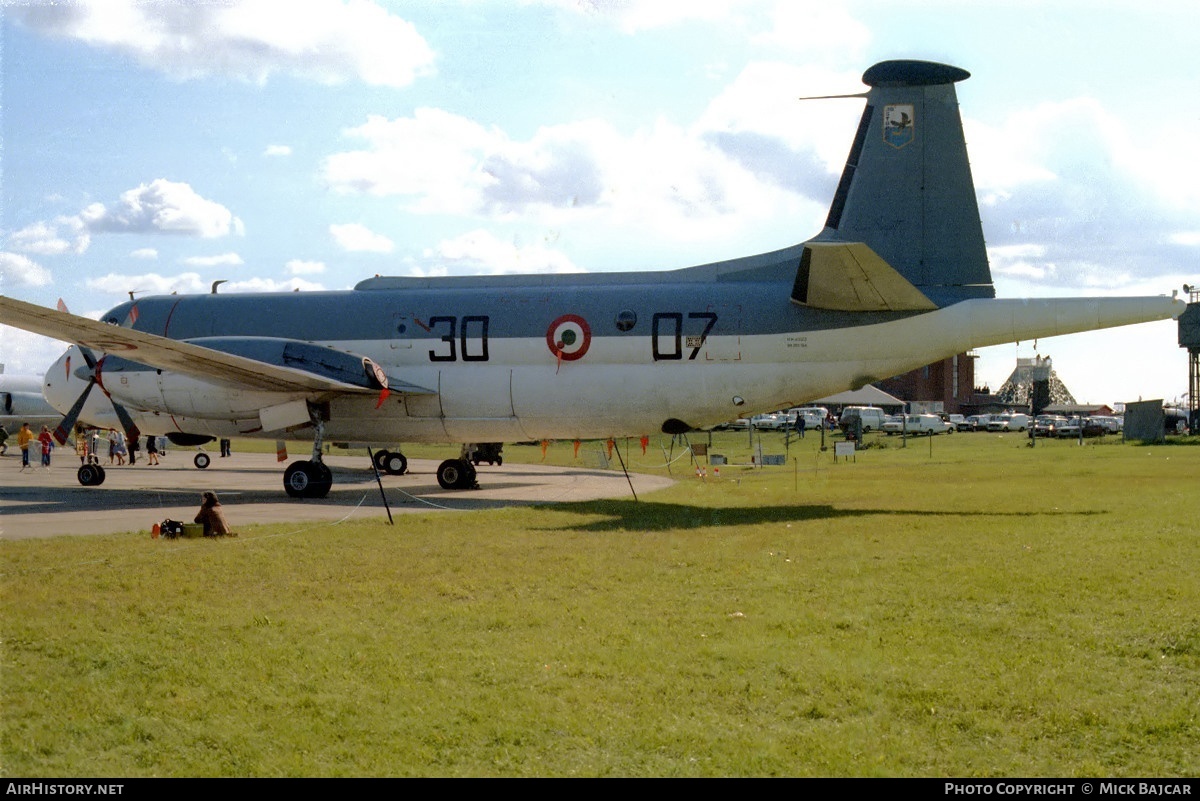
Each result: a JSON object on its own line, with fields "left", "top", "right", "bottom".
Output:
{"left": 436, "top": 458, "right": 477, "bottom": 490}
{"left": 284, "top": 460, "right": 333, "bottom": 499}
{"left": 283, "top": 411, "right": 333, "bottom": 499}
{"left": 436, "top": 444, "right": 493, "bottom": 490}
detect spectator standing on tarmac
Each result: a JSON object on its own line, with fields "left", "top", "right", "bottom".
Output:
{"left": 37, "top": 425, "right": 54, "bottom": 468}
{"left": 18, "top": 423, "right": 34, "bottom": 469}
{"left": 146, "top": 435, "right": 160, "bottom": 465}
{"left": 0, "top": 423, "right": 8, "bottom": 456}
{"left": 75, "top": 429, "right": 89, "bottom": 464}
{"left": 112, "top": 430, "right": 127, "bottom": 465}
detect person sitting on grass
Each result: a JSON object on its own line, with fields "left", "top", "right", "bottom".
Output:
{"left": 194, "top": 491, "right": 237, "bottom": 537}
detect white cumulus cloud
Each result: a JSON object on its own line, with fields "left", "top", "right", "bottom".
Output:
{"left": 11, "top": 0, "right": 435, "bottom": 87}
{"left": 0, "top": 252, "right": 53, "bottom": 287}
{"left": 285, "top": 259, "right": 326, "bottom": 275}
{"left": 7, "top": 218, "right": 89, "bottom": 255}
{"left": 225, "top": 276, "right": 325, "bottom": 292}
{"left": 417, "top": 229, "right": 581, "bottom": 276}
{"left": 329, "top": 223, "right": 394, "bottom": 253}
{"left": 80, "top": 179, "right": 242, "bottom": 238}
{"left": 84, "top": 271, "right": 208, "bottom": 296}
{"left": 181, "top": 252, "right": 245, "bottom": 267}
{"left": 322, "top": 106, "right": 807, "bottom": 239}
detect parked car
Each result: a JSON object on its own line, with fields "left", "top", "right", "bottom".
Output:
{"left": 964, "top": 414, "right": 991, "bottom": 431}
{"left": 786, "top": 406, "right": 829, "bottom": 431}
{"left": 1056, "top": 417, "right": 1107, "bottom": 438}
{"left": 1055, "top": 417, "right": 1081, "bottom": 438}
{"left": 751, "top": 413, "right": 787, "bottom": 431}
{"left": 881, "top": 413, "right": 952, "bottom": 435}
{"left": 1033, "top": 415, "right": 1067, "bottom": 437}
{"left": 946, "top": 414, "right": 967, "bottom": 431}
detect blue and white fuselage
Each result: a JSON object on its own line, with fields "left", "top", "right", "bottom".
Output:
{"left": 3, "top": 59, "right": 1186, "bottom": 495}
{"left": 41, "top": 246, "right": 1181, "bottom": 445}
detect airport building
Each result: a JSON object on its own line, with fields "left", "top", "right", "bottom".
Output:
{"left": 876, "top": 354, "right": 1078, "bottom": 417}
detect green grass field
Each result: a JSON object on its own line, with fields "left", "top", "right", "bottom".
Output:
{"left": 3, "top": 432, "right": 1197, "bottom": 776}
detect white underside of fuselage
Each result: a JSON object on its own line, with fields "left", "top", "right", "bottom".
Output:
{"left": 43, "top": 295, "right": 1183, "bottom": 445}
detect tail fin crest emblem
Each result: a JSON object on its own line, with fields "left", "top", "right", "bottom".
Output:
{"left": 883, "top": 104, "right": 914, "bottom": 148}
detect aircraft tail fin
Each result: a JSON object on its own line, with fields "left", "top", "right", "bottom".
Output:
{"left": 813, "top": 60, "right": 993, "bottom": 306}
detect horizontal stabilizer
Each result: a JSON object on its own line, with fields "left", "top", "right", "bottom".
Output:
{"left": 791, "top": 242, "right": 937, "bottom": 311}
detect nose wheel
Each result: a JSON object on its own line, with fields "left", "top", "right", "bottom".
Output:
{"left": 372, "top": 449, "right": 408, "bottom": 476}
{"left": 284, "top": 460, "right": 333, "bottom": 498}
{"left": 77, "top": 463, "right": 106, "bottom": 486}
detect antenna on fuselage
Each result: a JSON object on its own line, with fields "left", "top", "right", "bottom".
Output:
{"left": 797, "top": 92, "right": 869, "bottom": 101}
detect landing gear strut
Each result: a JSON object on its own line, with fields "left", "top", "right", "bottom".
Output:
{"left": 283, "top": 408, "right": 332, "bottom": 499}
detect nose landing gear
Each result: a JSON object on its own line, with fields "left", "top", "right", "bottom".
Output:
{"left": 372, "top": 449, "right": 408, "bottom": 476}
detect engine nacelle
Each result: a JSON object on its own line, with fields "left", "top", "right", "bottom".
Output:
{"left": 165, "top": 432, "right": 217, "bottom": 446}
{"left": 96, "top": 360, "right": 303, "bottom": 419}
{"left": 95, "top": 337, "right": 387, "bottom": 420}
{"left": 185, "top": 337, "right": 388, "bottom": 391}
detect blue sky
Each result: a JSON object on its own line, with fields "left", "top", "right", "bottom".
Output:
{"left": 2, "top": 0, "right": 1198, "bottom": 407}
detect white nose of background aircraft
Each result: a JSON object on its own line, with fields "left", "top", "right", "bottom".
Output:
{"left": 0, "top": 60, "right": 1186, "bottom": 498}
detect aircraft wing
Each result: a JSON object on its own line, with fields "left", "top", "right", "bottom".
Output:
{"left": 0, "top": 295, "right": 433, "bottom": 396}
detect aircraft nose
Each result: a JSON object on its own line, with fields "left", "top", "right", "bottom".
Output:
{"left": 42, "top": 347, "right": 82, "bottom": 415}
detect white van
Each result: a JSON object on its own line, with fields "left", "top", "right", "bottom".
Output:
{"left": 987, "top": 413, "right": 1031, "bottom": 432}
{"left": 881, "top": 414, "right": 952, "bottom": 435}
{"left": 839, "top": 406, "right": 888, "bottom": 432}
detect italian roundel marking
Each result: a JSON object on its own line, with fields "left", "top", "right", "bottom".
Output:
{"left": 547, "top": 314, "right": 591, "bottom": 361}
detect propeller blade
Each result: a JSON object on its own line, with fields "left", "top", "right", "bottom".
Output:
{"left": 89, "top": 353, "right": 140, "bottom": 463}
{"left": 53, "top": 378, "right": 96, "bottom": 444}
{"left": 276, "top": 441, "right": 288, "bottom": 463}
{"left": 110, "top": 400, "right": 142, "bottom": 449}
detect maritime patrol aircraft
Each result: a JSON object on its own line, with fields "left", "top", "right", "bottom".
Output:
{"left": 0, "top": 372, "right": 60, "bottom": 431}
{"left": 0, "top": 60, "right": 1185, "bottom": 497}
